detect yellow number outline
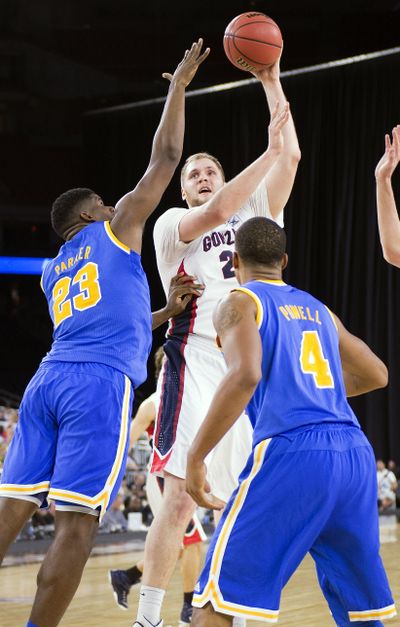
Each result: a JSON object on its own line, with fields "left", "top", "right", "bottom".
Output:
{"left": 53, "top": 277, "right": 72, "bottom": 328}
{"left": 299, "top": 330, "right": 334, "bottom": 388}
{"left": 52, "top": 262, "right": 102, "bottom": 328}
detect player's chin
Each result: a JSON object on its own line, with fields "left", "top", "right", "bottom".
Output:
{"left": 197, "top": 191, "right": 213, "bottom": 204}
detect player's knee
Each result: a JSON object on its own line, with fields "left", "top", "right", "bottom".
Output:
{"left": 164, "top": 488, "right": 196, "bottom": 525}
{"left": 55, "top": 512, "right": 98, "bottom": 556}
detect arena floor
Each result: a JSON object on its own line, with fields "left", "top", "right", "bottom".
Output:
{"left": 0, "top": 534, "right": 399, "bottom": 626}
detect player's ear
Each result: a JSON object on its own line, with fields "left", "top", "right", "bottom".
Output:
{"left": 233, "top": 252, "right": 239, "bottom": 269}
{"left": 281, "top": 253, "right": 288, "bottom": 270}
{"left": 181, "top": 187, "right": 186, "bottom": 201}
{"left": 80, "top": 210, "right": 96, "bottom": 223}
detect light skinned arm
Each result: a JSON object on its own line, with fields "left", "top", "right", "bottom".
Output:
{"left": 178, "top": 102, "right": 290, "bottom": 243}
{"left": 129, "top": 398, "right": 156, "bottom": 448}
{"left": 152, "top": 272, "right": 205, "bottom": 330}
{"left": 375, "top": 126, "right": 400, "bottom": 268}
{"left": 253, "top": 53, "right": 301, "bottom": 218}
{"left": 186, "top": 291, "right": 261, "bottom": 509}
{"left": 332, "top": 313, "right": 388, "bottom": 397}
{"left": 110, "top": 40, "right": 210, "bottom": 253}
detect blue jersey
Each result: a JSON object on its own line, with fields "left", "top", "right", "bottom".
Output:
{"left": 235, "top": 279, "right": 360, "bottom": 444}
{"left": 40, "top": 220, "right": 152, "bottom": 388}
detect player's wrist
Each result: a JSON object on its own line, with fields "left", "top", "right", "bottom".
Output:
{"left": 170, "top": 77, "right": 188, "bottom": 90}
{"left": 375, "top": 172, "right": 393, "bottom": 183}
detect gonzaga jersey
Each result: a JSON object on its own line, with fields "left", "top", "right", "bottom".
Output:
{"left": 41, "top": 220, "right": 152, "bottom": 387}
{"left": 154, "top": 182, "right": 282, "bottom": 348}
{"left": 236, "top": 280, "right": 360, "bottom": 444}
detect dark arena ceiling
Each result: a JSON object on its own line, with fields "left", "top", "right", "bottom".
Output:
{"left": 0, "top": 0, "right": 399, "bottom": 212}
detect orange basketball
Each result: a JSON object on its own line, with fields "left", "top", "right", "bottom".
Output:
{"left": 223, "top": 12, "right": 282, "bottom": 72}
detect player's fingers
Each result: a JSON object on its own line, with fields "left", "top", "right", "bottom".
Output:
{"left": 162, "top": 73, "right": 173, "bottom": 82}
{"left": 192, "top": 491, "right": 219, "bottom": 509}
{"left": 174, "top": 273, "right": 194, "bottom": 284}
{"left": 178, "top": 283, "right": 204, "bottom": 293}
{"left": 180, "top": 295, "right": 192, "bottom": 307}
{"left": 385, "top": 134, "right": 392, "bottom": 152}
{"left": 393, "top": 127, "right": 400, "bottom": 152}
{"left": 197, "top": 47, "right": 211, "bottom": 65}
{"left": 271, "top": 100, "right": 281, "bottom": 119}
{"left": 186, "top": 40, "right": 199, "bottom": 59}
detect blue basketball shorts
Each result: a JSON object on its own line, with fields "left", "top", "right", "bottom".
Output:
{"left": 0, "top": 361, "right": 133, "bottom": 519}
{"left": 193, "top": 424, "right": 396, "bottom": 625}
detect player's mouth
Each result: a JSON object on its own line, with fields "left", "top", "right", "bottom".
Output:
{"left": 199, "top": 186, "right": 212, "bottom": 195}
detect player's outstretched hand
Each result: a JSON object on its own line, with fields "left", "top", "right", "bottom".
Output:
{"left": 251, "top": 44, "right": 283, "bottom": 82}
{"left": 267, "top": 101, "right": 290, "bottom": 154}
{"left": 186, "top": 457, "right": 225, "bottom": 510}
{"left": 164, "top": 272, "right": 205, "bottom": 318}
{"left": 162, "top": 38, "right": 210, "bottom": 87}
{"left": 375, "top": 126, "right": 400, "bottom": 181}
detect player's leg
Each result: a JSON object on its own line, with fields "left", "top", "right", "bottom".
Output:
{"left": 315, "top": 566, "right": 384, "bottom": 627}
{"left": 109, "top": 559, "right": 144, "bottom": 610}
{"left": 0, "top": 497, "right": 38, "bottom": 563}
{"left": 310, "top": 431, "right": 396, "bottom": 626}
{"left": 192, "top": 603, "right": 232, "bottom": 626}
{"left": 179, "top": 541, "right": 203, "bottom": 626}
{"left": 29, "top": 510, "right": 98, "bottom": 627}
{"left": 136, "top": 342, "right": 223, "bottom": 626}
{"left": 136, "top": 472, "right": 196, "bottom": 626}
{"left": 109, "top": 467, "right": 164, "bottom": 610}
{"left": 44, "top": 362, "right": 134, "bottom": 623}
{"left": 0, "top": 366, "right": 59, "bottom": 564}
{"left": 195, "top": 428, "right": 374, "bottom": 625}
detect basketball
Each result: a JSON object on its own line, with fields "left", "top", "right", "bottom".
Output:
{"left": 223, "top": 12, "right": 282, "bottom": 73}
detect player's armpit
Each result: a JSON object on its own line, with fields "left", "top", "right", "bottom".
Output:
{"left": 333, "top": 313, "right": 388, "bottom": 396}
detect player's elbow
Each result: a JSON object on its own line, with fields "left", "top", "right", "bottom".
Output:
{"left": 234, "top": 365, "right": 262, "bottom": 391}
{"left": 153, "top": 138, "right": 182, "bottom": 165}
{"left": 203, "top": 202, "right": 232, "bottom": 225}
{"left": 289, "top": 147, "right": 301, "bottom": 165}
{"left": 374, "top": 363, "right": 389, "bottom": 390}
{"left": 382, "top": 245, "right": 400, "bottom": 269}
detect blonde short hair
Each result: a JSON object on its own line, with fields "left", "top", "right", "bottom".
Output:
{"left": 180, "top": 152, "right": 225, "bottom": 185}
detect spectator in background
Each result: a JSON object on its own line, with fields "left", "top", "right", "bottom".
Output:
{"left": 377, "top": 459, "right": 398, "bottom": 513}
{"left": 387, "top": 459, "right": 400, "bottom": 480}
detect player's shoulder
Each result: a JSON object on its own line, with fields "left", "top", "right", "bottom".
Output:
{"left": 154, "top": 207, "right": 188, "bottom": 229}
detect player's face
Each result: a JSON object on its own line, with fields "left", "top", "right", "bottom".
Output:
{"left": 181, "top": 158, "right": 224, "bottom": 207}
{"left": 84, "top": 194, "right": 116, "bottom": 221}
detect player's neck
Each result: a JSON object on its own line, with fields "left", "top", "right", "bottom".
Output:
{"left": 240, "top": 266, "right": 282, "bottom": 284}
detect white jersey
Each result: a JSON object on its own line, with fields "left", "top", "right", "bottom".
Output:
{"left": 153, "top": 182, "right": 282, "bottom": 348}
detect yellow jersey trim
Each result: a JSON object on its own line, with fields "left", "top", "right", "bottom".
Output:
{"left": 193, "top": 440, "right": 277, "bottom": 621}
{"left": 324, "top": 306, "right": 338, "bottom": 332}
{"left": 257, "top": 279, "right": 286, "bottom": 286}
{"left": 0, "top": 482, "right": 50, "bottom": 494}
{"left": 232, "top": 287, "right": 263, "bottom": 328}
{"left": 348, "top": 605, "right": 396, "bottom": 621}
{"left": 104, "top": 221, "right": 130, "bottom": 254}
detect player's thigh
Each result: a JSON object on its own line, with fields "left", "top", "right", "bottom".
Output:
{"left": 48, "top": 363, "right": 133, "bottom": 516}
{"left": 0, "top": 366, "right": 58, "bottom": 503}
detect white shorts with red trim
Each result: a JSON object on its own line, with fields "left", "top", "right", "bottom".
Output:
{"left": 150, "top": 337, "right": 252, "bottom": 501}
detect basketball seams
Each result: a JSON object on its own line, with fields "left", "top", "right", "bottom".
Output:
{"left": 229, "top": 37, "right": 281, "bottom": 66}
{"left": 225, "top": 33, "right": 282, "bottom": 50}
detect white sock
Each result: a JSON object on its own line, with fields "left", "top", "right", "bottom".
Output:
{"left": 232, "top": 617, "right": 246, "bottom": 627}
{"left": 136, "top": 585, "right": 165, "bottom": 625}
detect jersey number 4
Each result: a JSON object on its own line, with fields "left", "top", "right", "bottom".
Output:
{"left": 299, "top": 330, "right": 334, "bottom": 388}
{"left": 52, "top": 262, "right": 102, "bottom": 328}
